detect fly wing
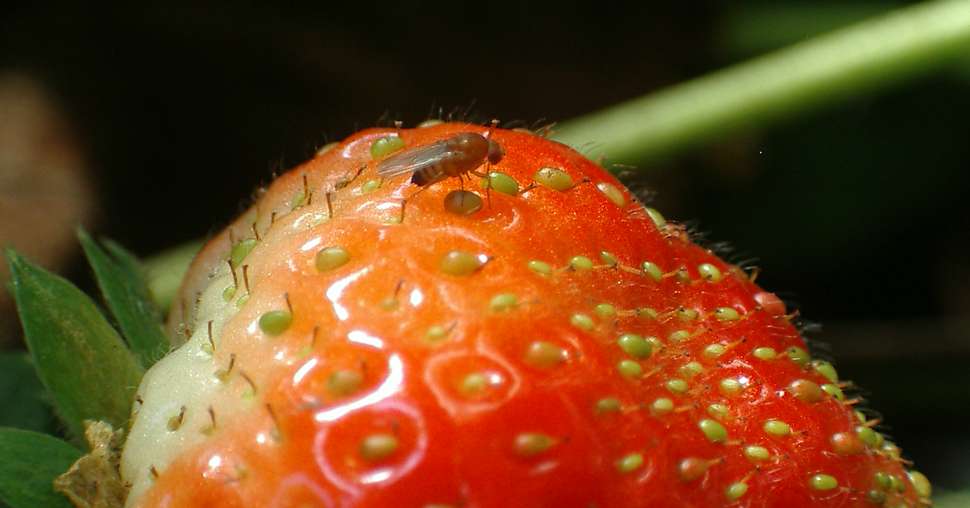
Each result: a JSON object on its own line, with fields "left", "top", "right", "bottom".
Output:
{"left": 376, "top": 140, "right": 451, "bottom": 179}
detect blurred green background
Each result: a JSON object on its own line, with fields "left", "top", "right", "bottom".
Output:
{"left": 1, "top": 1, "right": 968, "bottom": 503}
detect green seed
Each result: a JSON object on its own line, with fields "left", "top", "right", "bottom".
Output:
{"left": 569, "top": 255, "right": 594, "bottom": 271}
{"left": 595, "top": 397, "right": 621, "bottom": 414}
{"left": 599, "top": 251, "right": 618, "bottom": 267}
{"left": 230, "top": 238, "right": 257, "bottom": 267}
{"left": 821, "top": 383, "right": 844, "bottom": 400}
{"left": 677, "top": 457, "right": 711, "bottom": 482}
{"left": 617, "top": 360, "right": 643, "bottom": 379}
{"left": 525, "top": 341, "right": 566, "bottom": 368}
{"left": 651, "top": 397, "right": 674, "bottom": 416}
{"left": 719, "top": 378, "right": 743, "bottom": 396}
{"left": 534, "top": 167, "right": 574, "bottom": 191}
{"left": 594, "top": 303, "right": 616, "bottom": 318}
{"left": 668, "top": 330, "right": 691, "bottom": 343}
{"left": 857, "top": 426, "right": 880, "bottom": 448}
{"left": 484, "top": 172, "right": 519, "bottom": 195}
{"left": 725, "top": 481, "right": 748, "bottom": 501}
{"left": 788, "top": 379, "right": 823, "bottom": 403}
{"left": 259, "top": 310, "right": 292, "bottom": 336}
{"left": 809, "top": 473, "right": 838, "bottom": 491}
{"left": 744, "top": 445, "right": 770, "bottom": 461}
{"left": 698, "top": 263, "right": 722, "bottom": 282}
{"left": 676, "top": 307, "right": 699, "bottom": 321}
{"left": 874, "top": 471, "right": 893, "bottom": 490}
{"left": 570, "top": 313, "right": 595, "bottom": 331}
{"left": 417, "top": 119, "right": 443, "bottom": 128}
{"left": 634, "top": 307, "right": 658, "bottom": 321}
{"left": 615, "top": 453, "right": 643, "bottom": 473}
{"left": 641, "top": 261, "right": 663, "bottom": 281}
{"left": 866, "top": 489, "right": 887, "bottom": 505}
{"left": 514, "top": 433, "right": 556, "bottom": 457}
{"left": 698, "top": 419, "right": 728, "bottom": 443}
{"left": 444, "top": 190, "right": 483, "bottom": 215}
{"left": 889, "top": 474, "right": 905, "bottom": 493}
{"left": 425, "top": 325, "right": 449, "bottom": 343}
{"left": 882, "top": 442, "right": 901, "bottom": 460}
{"left": 370, "top": 135, "right": 405, "bottom": 158}
{"left": 527, "top": 260, "right": 552, "bottom": 275}
{"left": 764, "top": 419, "right": 791, "bottom": 437}
{"left": 222, "top": 285, "right": 236, "bottom": 302}
{"left": 675, "top": 267, "right": 691, "bottom": 283}
{"left": 645, "top": 336, "right": 663, "bottom": 351}
{"left": 290, "top": 191, "right": 306, "bottom": 209}
{"left": 707, "top": 403, "right": 729, "bottom": 420}
{"left": 328, "top": 370, "right": 363, "bottom": 397}
{"left": 753, "top": 346, "right": 777, "bottom": 360}
{"left": 316, "top": 246, "right": 350, "bottom": 272}
{"left": 679, "top": 361, "right": 703, "bottom": 378}
{"left": 703, "top": 344, "right": 727, "bottom": 360}
{"left": 440, "top": 250, "right": 484, "bottom": 276}
{"left": 596, "top": 182, "right": 626, "bottom": 207}
{"left": 666, "top": 378, "right": 689, "bottom": 394}
{"left": 460, "top": 372, "right": 489, "bottom": 396}
{"left": 714, "top": 307, "right": 740, "bottom": 321}
{"left": 787, "top": 346, "right": 810, "bottom": 366}
{"left": 489, "top": 293, "right": 518, "bottom": 312}
{"left": 644, "top": 207, "right": 666, "bottom": 229}
{"left": 316, "top": 141, "right": 338, "bottom": 155}
{"left": 360, "top": 433, "right": 399, "bottom": 461}
{"left": 379, "top": 296, "right": 399, "bottom": 311}
{"left": 617, "top": 334, "right": 652, "bottom": 359}
{"left": 870, "top": 430, "right": 886, "bottom": 448}
{"left": 812, "top": 360, "right": 839, "bottom": 383}
{"left": 236, "top": 294, "right": 250, "bottom": 308}
{"left": 360, "top": 178, "right": 382, "bottom": 193}
{"left": 830, "top": 431, "right": 862, "bottom": 455}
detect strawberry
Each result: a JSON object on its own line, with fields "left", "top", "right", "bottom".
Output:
{"left": 119, "top": 122, "right": 930, "bottom": 507}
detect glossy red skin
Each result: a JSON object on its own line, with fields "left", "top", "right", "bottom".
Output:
{"left": 141, "top": 124, "right": 922, "bottom": 508}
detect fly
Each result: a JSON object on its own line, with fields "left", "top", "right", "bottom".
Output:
{"left": 376, "top": 132, "right": 504, "bottom": 187}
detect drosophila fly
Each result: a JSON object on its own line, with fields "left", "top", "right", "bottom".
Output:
{"left": 376, "top": 132, "right": 504, "bottom": 187}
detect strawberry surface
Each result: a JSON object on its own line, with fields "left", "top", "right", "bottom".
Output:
{"left": 121, "top": 122, "right": 929, "bottom": 507}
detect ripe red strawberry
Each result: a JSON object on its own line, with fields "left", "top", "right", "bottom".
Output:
{"left": 120, "top": 122, "right": 930, "bottom": 507}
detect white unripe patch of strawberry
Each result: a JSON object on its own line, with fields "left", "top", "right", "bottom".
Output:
{"left": 120, "top": 261, "right": 238, "bottom": 505}
{"left": 121, "top": 195, "right": 332, "bottom": 505}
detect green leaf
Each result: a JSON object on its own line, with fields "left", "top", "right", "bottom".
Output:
{"left": 0, "top": 353, "right": 52, "bottom": 433}
{"left": 78, "top": 229, "right": 170, "bottom": 367}
{"left": 5, "top": 249, "right": 144, "bottom": 440}
{"left": 0, "top": 428, "right": 80, "bottom": 508}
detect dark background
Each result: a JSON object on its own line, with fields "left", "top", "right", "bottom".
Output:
{"left": 2, "top": 1, "right": 968, "bottom": 495}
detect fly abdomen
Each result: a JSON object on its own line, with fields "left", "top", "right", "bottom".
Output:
{"left": 412, "top": 166, "right": 446, "bottom": 186}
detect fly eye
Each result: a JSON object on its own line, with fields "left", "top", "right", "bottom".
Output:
{"left": 487, "top": 140, "right": 505, "bottom": 165}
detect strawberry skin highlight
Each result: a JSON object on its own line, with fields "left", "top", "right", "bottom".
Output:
{"left": 121, "top": 123, "right": 929, "bottom": 507}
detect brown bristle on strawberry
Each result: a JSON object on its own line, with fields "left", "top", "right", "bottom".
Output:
{"left": 120, "top": 123, "right": 930, "bottom": 507}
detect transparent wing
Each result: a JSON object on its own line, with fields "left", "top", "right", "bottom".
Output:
{"left": 376, "top": 140, "right": 451, "bottom": 179}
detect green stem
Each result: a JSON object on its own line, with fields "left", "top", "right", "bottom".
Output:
{"left": 551, "top": 0, "right": 970, "bottom": 166}
{"left": 145, "top": 1, "right": 970, "bottom": 306}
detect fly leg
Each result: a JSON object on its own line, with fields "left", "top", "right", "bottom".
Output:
{"left": 471, "top": 169, "right": 492, "bottom": 208}
{"left": 399, "top": 184, "right": 430, "bottom": 223}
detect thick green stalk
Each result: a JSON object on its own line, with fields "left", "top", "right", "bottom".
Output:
{"left": 143, "top": 240, "right": 202, "bottom": 312}
{"left": 145, "top": 1, "right": 970, "bottom": 307}
{"left": 552, "top": 0, "right": 970, "bottom": 165}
